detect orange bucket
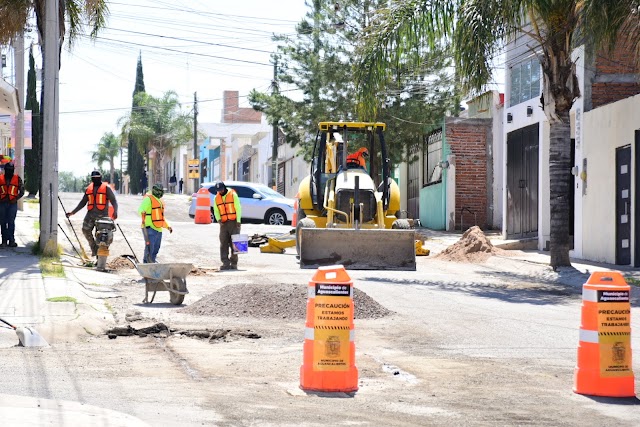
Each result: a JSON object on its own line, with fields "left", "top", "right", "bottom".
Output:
{"left": 574, "top": 272, "right": 635, "bottom": 397}
{"left": 300, "top": 265, "right": 358, "bottom": 392}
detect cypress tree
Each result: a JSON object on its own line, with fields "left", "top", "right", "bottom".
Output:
{"left": 24, "top": 45, "right": 42, "bottom": 197}
{"left": 127, "top": 53, "right": 146, "bottom": 194}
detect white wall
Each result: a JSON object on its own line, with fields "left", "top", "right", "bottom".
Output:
{"left": 581, "top": 93, "right": 640, "bottom": 264}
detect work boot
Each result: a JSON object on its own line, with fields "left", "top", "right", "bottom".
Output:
{"left": 219, "top": 264, "right": 231, "bottom": 271}
{"left": 7, "top": 241, "right": 17, "bottom": 248}
{"left": 230, "top": 264, "right": 238, "bottom": 270}
{"left": 0, "top": 243, "right": 5, "bottom": 248}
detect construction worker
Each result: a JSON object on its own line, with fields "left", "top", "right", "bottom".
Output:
{"left": 138, "top": 183, "right": 172, "bottom": 263}
{"left": 209, "top": 181, "right": 242, "bottom": 270}
{"left": 66, "top": 170, "right": 118, "bottom": 257}
{"left": 0, "top": 162, "right": 25, "bottom": 247}
{"left": 346, "top": 147, "right": 369, "bottom": 170}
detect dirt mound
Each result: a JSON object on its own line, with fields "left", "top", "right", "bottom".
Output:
{"left": 107, "top": 256, "right": 135, "bottom": 270}
{"left": 179, "top": 283, "right": 393, "bottom": 320}
{"left": 190, "top": 267, "right": 216, "bottom": 276}
{"left": 434, "top": 226, "right": 506, "bottom": 263}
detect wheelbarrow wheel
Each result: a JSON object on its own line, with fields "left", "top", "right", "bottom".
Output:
{"left": 169, "top": 277, "right": 186, "bottom": 305}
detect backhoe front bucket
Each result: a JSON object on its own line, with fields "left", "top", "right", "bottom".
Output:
{"left": 299, "top": 228, "right": 416, "bottom": 270}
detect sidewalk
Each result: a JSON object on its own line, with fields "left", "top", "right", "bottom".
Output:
{"left": 0, "top": 203, "right": 147, "bottom": 426}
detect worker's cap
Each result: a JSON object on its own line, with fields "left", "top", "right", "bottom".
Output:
{"left": 90, "top": 170, "right": 101, "bottom": 178}
{"left": 4, "top": 162, "right": 14, "bottom": 170}
{"left": 215, "top": 181, "right": 226, "bottom": 192}
{"left": 152, "top": 183, "right": 163, "bottom": 192}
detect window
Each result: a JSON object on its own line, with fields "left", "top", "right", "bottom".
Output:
{"left": 424, "top": 129, "right": 443, "bottom": 186}
{"left": 510, "top": 57, "right": 541, "bottom": 106}
{"left": 232, "top": 186, "right": 255, "bottom": 199}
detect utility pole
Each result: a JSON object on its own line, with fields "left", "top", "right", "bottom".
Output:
{"left": 270, "top": 60, "right": 278, "bottom": 190}
{"left": 13, "top": 31, "right": 25, "bottom": 211}
{"left": 40, "top": 0, "right": 60, "bottom": 255}
{"left": 192, "top": 91, "right": 198, "bottom": 194}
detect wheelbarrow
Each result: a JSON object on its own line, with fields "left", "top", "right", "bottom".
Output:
{"left": 133, "top": 262, "right": 193, "bottom": 305}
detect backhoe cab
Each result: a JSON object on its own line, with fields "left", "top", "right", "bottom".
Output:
{"left": 296, "top": 122, "right": 416, "bottom": 270}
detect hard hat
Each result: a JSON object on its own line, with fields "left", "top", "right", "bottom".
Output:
{"left": 332, "top": 133, "right": 343, "bottom": 143}
{"left": 360, "top": 147, "right": 369, "bottom": 158}
{"left": 90, "top": 170, "right": 101, "bottom": 178}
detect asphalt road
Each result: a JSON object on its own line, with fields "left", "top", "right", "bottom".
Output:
{"left": 0, "top": 192, "right": 637, "bottom": 426}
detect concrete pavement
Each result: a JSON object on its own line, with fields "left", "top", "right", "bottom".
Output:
{"left": 0, "top": 202, "right": 147, "bottom": 426}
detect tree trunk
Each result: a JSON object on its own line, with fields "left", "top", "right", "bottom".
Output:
{"left": 548, "top": 111, "right": 572, "bottom": 268}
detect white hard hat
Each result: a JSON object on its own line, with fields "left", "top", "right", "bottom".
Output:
{"left": 332, "top": 133, "right": 343, "bottom": 142}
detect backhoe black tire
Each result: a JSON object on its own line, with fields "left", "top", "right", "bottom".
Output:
{"left": 391, "top": 219, "right": 411, "bottom": 229}
{"left": 295, "top": 218, "right": 316, "bottom": 259}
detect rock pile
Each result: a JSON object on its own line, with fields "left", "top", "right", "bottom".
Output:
{"left": 179, "top": 283, "right": 393, "bottom": 320}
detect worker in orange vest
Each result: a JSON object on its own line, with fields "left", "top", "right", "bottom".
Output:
{"left": 66, "top": 170, "right": 118, "bottom": 257}
{"left": 138, "top": 183, "right": 172, "bottom": 263}
{"left": 346, "top": 147, "right": 369, "bottom": 170}
{"left": 0, "top": 162, "right": 25, "bottom": 247}
{"left": 209, "top": 181, "right": 242, "bottom": 270}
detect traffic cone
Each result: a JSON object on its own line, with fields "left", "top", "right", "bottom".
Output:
{"left": 574, "top": 272, "right": 635, "bottom": 397}
{"left": 300, "top": 265, "right": 358, "bottom": 393}
{"left": 194, "top": 187, "right": 212, "bottom": 224}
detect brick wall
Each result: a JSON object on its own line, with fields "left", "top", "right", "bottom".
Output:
{"left": 592, "top": 40, "right": 640, "bottom": 108}
{"left": 446, "top": 119, "right": 491, "bottom": 229}
{"left": 222, "top": 90, "right": 262, "bottom": 124}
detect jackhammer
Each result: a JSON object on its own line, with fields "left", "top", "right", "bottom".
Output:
{"left": 94, "top": 217, "right": 116, "bottom": 271}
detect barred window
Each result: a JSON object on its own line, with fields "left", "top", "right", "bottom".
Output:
{"left": 424, "top": 129, "right": 443, "bottom": 186}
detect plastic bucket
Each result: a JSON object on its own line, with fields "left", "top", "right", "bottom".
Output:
{"left": 231, "top": 234, "right": 249, "bottom": 254}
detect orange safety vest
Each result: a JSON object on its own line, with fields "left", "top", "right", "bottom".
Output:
{"left": 346, "top": 148, "right": 367, "bottom": 168}
{"left": 145, "top": 194, "right": 166, "bottom": 228}
{"left": 215, "top": 190, "right": 237, "bottom": 222}
{"left": 0, "top": 174, "right": 20, "bottom": 202}
{"left": 86, "top": 182, "right": 108, "bottom": 211}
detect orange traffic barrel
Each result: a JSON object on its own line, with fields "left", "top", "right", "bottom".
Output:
{"left": 300, "top": 265, "right": 358, "bottom": 393}
{"left": 574, "top": 271, "right": 635, "bottom": 397}
{"left": 194, "top": 187, "right": 212, "bottom": 224}
{"left": 292, "top": 192, "right": 299, "bottom": 227}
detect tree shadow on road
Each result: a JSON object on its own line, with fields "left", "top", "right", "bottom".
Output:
{"left": 361, "top": 270, "right": 585, "bottom": 306}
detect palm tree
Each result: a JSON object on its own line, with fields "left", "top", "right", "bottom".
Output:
{"left": 355, "top": 1, "right": 640, "bottom": 268}
{"left": 119, "top": 91, "right": 193, "bottom": 186}
{"left": 91, "top": 132, "right": 121, "bottom": 185}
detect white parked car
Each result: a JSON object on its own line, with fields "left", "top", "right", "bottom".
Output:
{"left": 188, "top": 181, "right": 294, "bottom": 225}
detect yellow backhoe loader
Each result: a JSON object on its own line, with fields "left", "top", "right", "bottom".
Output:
{"left": 296, "top": 121, "right": 416, "bottom": 270}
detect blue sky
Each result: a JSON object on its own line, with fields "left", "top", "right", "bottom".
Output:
{"left": 41, "top": 0, "right": 308, "bottom": 175}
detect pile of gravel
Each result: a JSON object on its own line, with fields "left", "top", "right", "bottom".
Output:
{"left": 179, "top": 283, "right": 393, "bottom": 320}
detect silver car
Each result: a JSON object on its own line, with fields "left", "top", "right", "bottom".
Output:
{"left": 188, "top": 181, "right": 294, "bottom": 225}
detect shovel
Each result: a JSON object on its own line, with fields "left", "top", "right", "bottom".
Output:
{"left": 0, "top": 317, "right": 48, "bottom": 347}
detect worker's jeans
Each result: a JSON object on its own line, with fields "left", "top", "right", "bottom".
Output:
{"left": 0, "top": 202, "right": 18, "bottom": 244}
{"left": 219, "top": 220, "right": 240, "bottom": 267}
{"left": 143, "top": 227, "right": 162, "bottom": 263}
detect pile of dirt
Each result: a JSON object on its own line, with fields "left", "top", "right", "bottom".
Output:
{"left": 107, "top": 256, "right": 135, "bottom": 270}
{"left": 179, "top": 283, "right": 393, "bottom": 320}
{"left": 434, "top": 226, "right": 506, "bottom": 263}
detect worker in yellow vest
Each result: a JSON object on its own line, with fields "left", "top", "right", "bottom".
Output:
{"left": 209, "top": 181, "right": 242, "bottom": 270}
{"left": 0, "top": 162, "right": 25, "bottom": 247}
{"left": 66, "top": 170, "right": 118, "bottom": 257}
{"left": 138, "top": 183, "right": 173, "bottom": 263}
